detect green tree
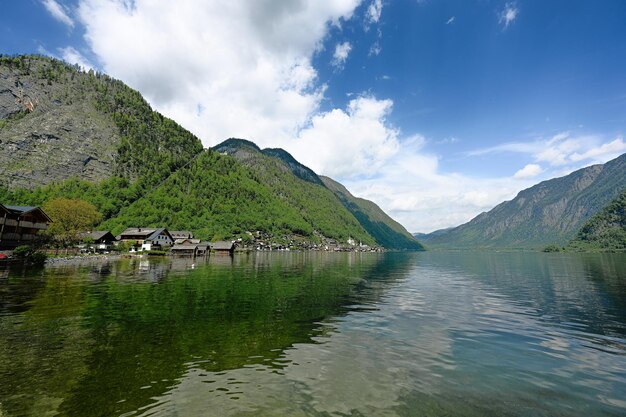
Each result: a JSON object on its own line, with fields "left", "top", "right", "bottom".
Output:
{"left": 44, "top": 197, "right": 102, "bottom": 247}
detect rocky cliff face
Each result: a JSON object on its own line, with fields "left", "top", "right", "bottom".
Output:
{"left": 0, "top": 57, "right": 120, "bottom": 188}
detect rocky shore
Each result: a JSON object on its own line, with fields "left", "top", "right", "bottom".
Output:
{"left": 45, "top": 254, "right": 122, "bottom": 267}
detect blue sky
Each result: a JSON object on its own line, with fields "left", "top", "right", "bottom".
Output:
{"left": 2, "top": 1, "right": 626, "bottom": 232}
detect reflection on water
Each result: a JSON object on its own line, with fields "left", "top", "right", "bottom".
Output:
{"left": 0, "top": 252, "right": 625, "bottom": 416}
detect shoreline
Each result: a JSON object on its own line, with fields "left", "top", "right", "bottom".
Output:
{"left": 45, "top": 254, "right": 123, "bottom": 267}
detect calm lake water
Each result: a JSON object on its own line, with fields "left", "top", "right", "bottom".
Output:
{"left": 0, "top": 252, "right": 625, "bottom": 417}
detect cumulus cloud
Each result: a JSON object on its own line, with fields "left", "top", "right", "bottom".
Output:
{"left": 42, "top": 0, "right": 74, "bottom": 28}
{"left": 341, "top": 144, "right": 534, "bottom": 233}
{"left": 289, "top": 96, "right": 399, "bottom": 178}
{"left": 499, "top": 2, "right": 518, "bottom": 29}
{"left": 332, "top": 41, "right": 353, "bottom": 68}
{"left": 76, "top": 0, "right": 361, "bottom": 146}
{"left": 513, "top": 163, "right": 543, "bottom": 179}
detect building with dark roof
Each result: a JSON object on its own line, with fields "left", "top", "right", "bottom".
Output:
{"left": 117, "top": 228, "right": 174, "bottom": 251}
{"left": 171, "top": 242, "right": 209, "bottom": 256}
{"left": 211, "top": 241, "right": 236, "bottom": 253}
{"left": 0, "top": 204, "right": 51, "bottom": 249}
{"left": 79, "top": 231, "right": 117, "bottom": 253}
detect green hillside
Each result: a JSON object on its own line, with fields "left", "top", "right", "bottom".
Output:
{"left": 321, "top": 176, "right": 424, "bottom": 250}
{"left": 213, "top": 139, "right": 426, "bottom": 249}
{"left": 568, "top": 189, "right": 626, "bottom": 251}
{"left": 213, "top": 139, "right": 375, "bottom": 245}
{"left": 426, "top": 153, "right": 626, "bottom": 249}
{"left": 98, "top": 148, "right": 374, "bottom": 243}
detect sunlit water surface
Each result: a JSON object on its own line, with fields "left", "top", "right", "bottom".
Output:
{"left": 0, "top": 252, "right": 625, "bottom": 416}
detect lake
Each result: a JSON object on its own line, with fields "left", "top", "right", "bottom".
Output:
{"left": 0, "top": 252, "right": 625, "bottom": 416}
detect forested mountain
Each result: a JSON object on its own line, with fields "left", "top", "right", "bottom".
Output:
{"left": 103, "top": 145, "right": 375, "bottom": 244}
{"left": 425, "top": 153, "right": 626, "bottom": 249}
{"left": 568, "top": 189, "right": 626, "bottom": 251}
{"left": 214, "top": 139, "right": 424, "bottom": 249}
{"left": 0, "top": 55, "right": 421, "bottom": 248}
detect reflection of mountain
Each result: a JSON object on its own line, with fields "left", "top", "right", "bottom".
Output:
{"left": 416, "top": 252, "right": 626, "bottom": 339}
{"left": 0, "top": 253, "right": 412, "bottom": 416}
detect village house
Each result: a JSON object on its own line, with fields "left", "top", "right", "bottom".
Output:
{"left": 79, "top": 231, "right": 117, "bottom": 253}
{"left": 0, "top": 204, "right": 51, "bottom": 250}
{"left": 117, "top": 228, "right": 174, "bottom": 251}
{"left": 171, "top": 242, "right": 209, "bottom": 257}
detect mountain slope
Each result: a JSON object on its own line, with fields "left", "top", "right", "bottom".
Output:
{"left": 213, "top": 139, "right": 375, "bottom": 245}
{"left": 568, "top": 189, "right": 626, "bottom": 251}
{"left": 100, "top": 149, "right": 345, "bottom": 241}
{"left": 321, "top": 176, "right": 424, "bottom": 250}
{"left": 0, "top": 55, "right": 203, "bottom": 190}
{"left": 426, "top": 153, "right": 626, "bottom": 249}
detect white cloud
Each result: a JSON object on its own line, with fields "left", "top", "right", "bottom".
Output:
{"left": 446, "top": 16, "right": 455, "bottom": 25}
{"left": 288, "top": 96, "right": 400, "bottom": 178}
{"left": 42, "top": 0, "right": 74, "bottom": 28}
{"left": 341, "top": 144, "right": 534, "bottom": 233}
{"left": 77, "top": 0, "right": 361, "bottom": 146}
{"left": 470, "top": 132, "right": 626, "bottom": 168}
{"left": 570, "top": 137, "right": 626, "bottom": 162}
{"left": 513, "top": 163, "right": 543, "bottom": 179}
{"left": 369, "top": 41, "right": 381, "bottom": 56}
{"left": 365, "top": 0, "right": 383, "bottom": 26}
{"left": 59, "top": 46, "right": 94, "bottom": 71}
{"left": 499, "top": 2, "right": 518, "bottom": 29}
{"left": 332, "top": 41, "right": 353, "bottom": 68}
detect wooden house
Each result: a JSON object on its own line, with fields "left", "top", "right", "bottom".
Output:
{"left": 0, "top": 204, "right": 51, "bottom": 250}
{"left": 171, "top": 242, "right": 209, "bottom": 257}
{"left": 212, "top": 241, "right": 236, "bottom": 254}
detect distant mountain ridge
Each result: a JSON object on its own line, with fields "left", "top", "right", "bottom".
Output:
{"left": 425, "top": 153, "right": 626, "bottom": 249}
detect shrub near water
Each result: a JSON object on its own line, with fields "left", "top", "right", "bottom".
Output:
{"left": 12, "top": 245, "right": 47, "bottom": 265}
